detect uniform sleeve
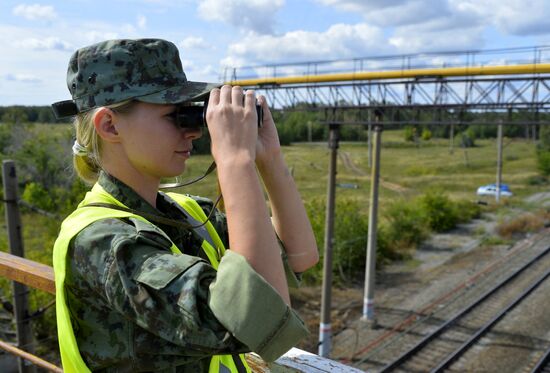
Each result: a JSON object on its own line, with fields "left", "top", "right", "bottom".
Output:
{"left": 209, "top": 251, "right": 309, "bottom": 362}
{"left": 192, "top": 195, "right": 302, "bottom": 288}
{"left": 70, "top": 217, "right": 308, "bottom": 362}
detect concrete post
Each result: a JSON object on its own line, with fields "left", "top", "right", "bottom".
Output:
{"left": 496, "top": 121, "right": 503, "bottom": 203}
{"left": 318, "top": 123, "right": 340, "bottom": 357}
{"left": 362, "top": 118, "right": 383, "bottom": 324}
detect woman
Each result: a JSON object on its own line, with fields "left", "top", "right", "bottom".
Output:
{"left": 51, "top": 38, "right": 318, "bottom": 372}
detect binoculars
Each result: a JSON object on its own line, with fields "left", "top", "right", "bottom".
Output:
{"left": 174, "top": 102, "right": 263, "bottom": 129}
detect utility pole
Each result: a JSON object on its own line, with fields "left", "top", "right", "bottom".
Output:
{"left": 318, "top": 123, "right": 340, "bottom": 358}
{"left": 2, "top": 161, "right": 36, "bottom": 373}
{"left": 496, "top": 121, "right": 503, "bottom": 203}
{"left": 362, "top": 114, "right": 383, "bottom": 324}
{"left": 367, "top": 109, "right": 373, "bottom": 168}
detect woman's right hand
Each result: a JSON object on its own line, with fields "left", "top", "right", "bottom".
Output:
{"left": 206, "top": 85, "right": 259, "bottom": 166}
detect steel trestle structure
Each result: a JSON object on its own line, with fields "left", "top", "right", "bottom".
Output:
{"left": 229, "top": 68, "right": 550, "bottom": 123}
{"left": 226, "top": 47, "right": 550, "bottom": 124}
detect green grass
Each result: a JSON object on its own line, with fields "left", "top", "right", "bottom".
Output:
{"left": 170, "top": 130, "right": 541, "bottom": 220}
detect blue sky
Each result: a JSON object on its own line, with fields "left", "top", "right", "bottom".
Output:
{"left": 1, "top": 0, "right": 550, "bottom": 106}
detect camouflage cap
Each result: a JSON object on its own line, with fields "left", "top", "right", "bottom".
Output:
{"left": 52, "top": 38, "right": 220, "bottom": 118}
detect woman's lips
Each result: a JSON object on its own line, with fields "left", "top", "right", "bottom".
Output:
{"left": 175, "top": 150, "right": 191, "bottom": 157}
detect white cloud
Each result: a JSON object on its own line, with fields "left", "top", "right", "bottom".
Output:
{"left": 389, "top": 25, "right": 485, "bottom": 53}
{"left": 12, "top": 4, "right": 57, "bottom": 21}
{"left": 316, "top": 0, "right": 451, "bottom": 27}
{"left": 221, "top": 23, "right": 386, "bottom": 67}
{"left": 121, "top": 23, "right": 137, "bottom": 34}
{"left": 5, "top": 73, "right": 41, "bottom": 83}
{"left": 318, "top": 0, "right": 550, "bottom": 37}
{"left": 83, "top": 30, "right": 120, "bottom": 44}
{"left": 453, "top": 0, "right": 550, "bottom": 36}
{"left": 14, "top": 37, "right": 72, "bottom": 51}
{"left": 198, "top": 0, "right": 285, "bottom": 34}
{"left": 180, "top": 58, "right": 219, "bottom": 81}
{"left": 137, "top": 15, "right": 147, "bottom": 29}
{"left": 180, "top": 36, "right": 208, "bottom": 50}
{"left": 317, "top": 0, "right": 405, "bottom": 10}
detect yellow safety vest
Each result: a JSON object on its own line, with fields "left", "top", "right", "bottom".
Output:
{"left": 53, "top": 183, "right": 251, "bottom": 373}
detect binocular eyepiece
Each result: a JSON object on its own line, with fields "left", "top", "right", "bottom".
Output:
{"left": 173, "top": 101, "right": 263, "bottom": 129}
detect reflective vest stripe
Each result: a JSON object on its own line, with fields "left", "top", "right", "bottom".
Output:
{"left": 53, "top": 183, "right": 249, "bottom": 372}
{"left": 166, "top": 192, "right": 226, "bottom": 268}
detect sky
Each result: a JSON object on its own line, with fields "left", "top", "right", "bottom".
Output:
{"left": 1, "top": 0, "right": 550, "bottom": 106}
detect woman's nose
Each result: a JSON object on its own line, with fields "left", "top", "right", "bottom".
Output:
{"left": 183, "top": 128, "right": 202, "bottom": 140}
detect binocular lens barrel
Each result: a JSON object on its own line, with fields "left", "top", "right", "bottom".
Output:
{"left": 176, "top": 104, "right": 263, "bottom": 129}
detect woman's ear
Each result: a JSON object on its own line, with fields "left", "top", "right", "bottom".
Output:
{"left": 93, "top": 108, "right": 120, "bottom": 143}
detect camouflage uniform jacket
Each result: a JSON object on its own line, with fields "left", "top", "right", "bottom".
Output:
{"left": 64, "top": 172, "right": 308, "bottom": 372}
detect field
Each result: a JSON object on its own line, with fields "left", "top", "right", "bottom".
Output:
{"left": 180, "top": 130, "right": 540, "bottom": 211}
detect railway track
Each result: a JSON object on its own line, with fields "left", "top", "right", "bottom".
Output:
{"left": 354, "top": 231, "right": 550, "bottom": 372}
{"left": 530, "top": 345, "right": 550, "bottom": 373}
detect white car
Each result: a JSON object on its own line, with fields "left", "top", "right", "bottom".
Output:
{"left": 476, "top": 184, "right": 513, "bottom": 197}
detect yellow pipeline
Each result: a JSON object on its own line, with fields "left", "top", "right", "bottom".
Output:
{"left": 227, "top": 63, "right": 550, "bottom": 86}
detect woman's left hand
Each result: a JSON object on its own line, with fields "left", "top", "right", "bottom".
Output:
{"left": 255, "top": 96, "right": 282, "bottom": 168}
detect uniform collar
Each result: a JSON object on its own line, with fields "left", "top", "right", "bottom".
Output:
{"left": 97, "top": 171, "right": 167, "bottom": 216}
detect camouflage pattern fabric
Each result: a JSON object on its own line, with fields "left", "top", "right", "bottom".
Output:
{"left": 64, "top": 39, "right": 219, "bottom": 113}
{"left": 64, "top": 172, "right": 308, "bottom": 372}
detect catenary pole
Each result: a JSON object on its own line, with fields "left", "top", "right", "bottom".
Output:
{"left": 318, "top": 123, "right": 340, "bottom": 357}
{"left": 362, "top": 115, "right": 383, "bottom": 323}
{"left": 496, "top": 120, "right": 503, "bottom": 203}
{"left": 368, "top": 109, "right": 373, "bottom": 168}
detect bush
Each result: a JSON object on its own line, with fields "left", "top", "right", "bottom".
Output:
{"left": 22, "top": 182, "right": 55, "bottom": 211}
{"left": 527, "top": 175, "right": 548, "bottom": 185}
{"left": 404, "top": 126, "right": 416, "bottom": 142}
{"left": 421, "top": 128, "right": 432, "bottom": 141}
{"left": 458, "top": 128, "right": 476, "bottom": 148}
{"left": 303, "top": 197, "right": 369, "bottom": 285}
{"left": 536, "top": 148, "right": 550, "bottom": 175}
{"left": 381, "top": 199, "right": 428, "bottom": 253}
{"left": 536, "top": 126, "right": 550, "bottom": 175}
{"left": 418, "top": 189, "right": 460, "bottom": 232}
{"left": 496, "top": 210, "right": 550, "bottom": 239}
{"left": 454, "top": 199, "right": 482, "bottom": 222}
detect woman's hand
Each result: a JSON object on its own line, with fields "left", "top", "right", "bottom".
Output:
{"left": 255, "top": 96, "right": 282, "bottom": 168}
{"left": 206, "top": 85, "right": 258, "bottom": 166}
{"left": 205, "top": 85, "right": 291, "bottom": 305}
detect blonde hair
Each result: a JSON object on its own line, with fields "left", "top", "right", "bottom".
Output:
{"left": 72, "top": 100, "right": 137, "bottom": 184}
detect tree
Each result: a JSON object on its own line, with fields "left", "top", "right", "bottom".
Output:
{"left": 1, "top": 107, "right": 29, "bottom": 124}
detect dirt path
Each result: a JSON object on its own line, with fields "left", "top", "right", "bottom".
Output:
{"left": 338, "top": 151, "right": 409, "bottom": 193}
